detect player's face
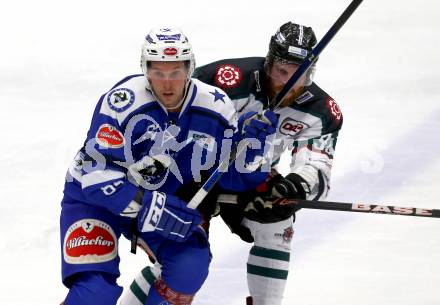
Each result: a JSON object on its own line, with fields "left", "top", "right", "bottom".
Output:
{"left": 147, "top": 61, "right": 188, "bottom": 111}
{"left": 267, "top": 61, "right": 306, "bottom": 104}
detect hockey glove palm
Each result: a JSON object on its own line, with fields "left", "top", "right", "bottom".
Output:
{"left": 138, "top": 191, "right": 202, "bottom": 242}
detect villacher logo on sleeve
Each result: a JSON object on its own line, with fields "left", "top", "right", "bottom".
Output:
{"left": 63, "top": 219, "right": 118, "bottom": 264}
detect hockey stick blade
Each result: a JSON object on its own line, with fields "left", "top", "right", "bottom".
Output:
{"left": 187, "top": 0, "right": 364, "bottom": 210}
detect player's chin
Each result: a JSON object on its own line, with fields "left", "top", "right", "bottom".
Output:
{"left": 160, "top": 94, "right": 178, "bottom": 107}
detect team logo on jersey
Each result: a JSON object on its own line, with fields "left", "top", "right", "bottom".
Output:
{"left": 163, "top": 47, "right": 178, "bottom": 56}
{"left": 210, "top": 89, "right": 226, "bottom": 103}
{"left": 107, "top": 88, "right": 135, "bottom": 113}
{"left": 215, "top": 64, "right": 242, "bottom": 89}
{"left": 96, "top": 124, "right": 125, "bottom": 148}
{"left": 188, "top": 130, "right": 215, "bottom": 152}
{"left": 279, "top": 118, "right": 310, "bottom": 137}
{"left": 282, "top": 226, "right": 294, "bottom": 242}
{"left": 327, "top": 98, "right": 342, "bottom": 121}
{"left": 63, "top": 219, "right": 117, "bottom": 264}
{"left": 274, "top": 226, "right": 294, "bottom": 243}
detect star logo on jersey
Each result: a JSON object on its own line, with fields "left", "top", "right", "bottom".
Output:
{"left": 215, "top": 64, "right": 242, "bottom": 89}
{"left": 210, "top": 89, "right": 226, "bottom": 103}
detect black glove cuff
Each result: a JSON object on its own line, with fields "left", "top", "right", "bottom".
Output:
{"left": 285, "top": 173, "right": 309, "bottom": 200}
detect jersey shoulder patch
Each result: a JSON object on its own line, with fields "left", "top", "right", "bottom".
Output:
{"left": 193, "top": 57, "right": 265, "bottom": 100}
{"left": 99, "top": 75, "right": 156, "bottom": 125}
{"left": 294, "top": 83, "right": 343, "bottom": 134}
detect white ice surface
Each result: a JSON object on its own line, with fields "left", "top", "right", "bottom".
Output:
{"left": 1, "top": 0, "right": 440, "bottom": 304}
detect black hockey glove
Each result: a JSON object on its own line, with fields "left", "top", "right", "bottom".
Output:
{"left": 271, "top": 173, "right": 308, "bottom": 200}
{"left": 218, "top": 173, "right": 310, "bottom": 242}
{"left": 242, "top": 173, "right": 308, "bottom": 224}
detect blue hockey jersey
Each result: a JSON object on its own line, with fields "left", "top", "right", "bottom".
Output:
{"left": 63, "top": 74, "right": 266, "bottom": 215}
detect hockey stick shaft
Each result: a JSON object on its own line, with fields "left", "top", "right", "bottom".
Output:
{"left": 187, "top": 0, "right": 364, "bottom": 209}
{"left": 293, "top": 200, "right": 440, "bottom": 218}
{"left": 293, "top": 199, "right": 440, "bottom": 218}
{"left": 217, "top": 194, "right": 440, "bottom": 218}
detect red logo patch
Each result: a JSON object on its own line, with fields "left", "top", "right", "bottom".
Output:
{"left": 63, "top": 219, "right": 117, "bottom": 264}
{"left": 327, "top": 99, "right": 342, "bottom": 121}
{"left": 279, "top": 118, "right": 309, "bottom": 136}
{"left": 215, "top": 64, "right": 242, "bottom": 89}
{"left": 283, "top": 227, "right": 294, "bottom": 242}
{"left": 163, "top": 47, "right": 178, "bottom": 56}
{"left": 96, "top": 124, "right": 124, "bottom": 148}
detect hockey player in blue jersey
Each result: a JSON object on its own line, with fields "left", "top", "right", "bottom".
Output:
{"left": 122, "top": 22, "right": 343, "bottom": 305}
{"left": 59, "top": 27, "right": 278, "bottom": 305}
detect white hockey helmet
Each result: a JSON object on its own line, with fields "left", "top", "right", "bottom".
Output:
{"left": 140, "top": 28, "right": 195, "bottom": 90}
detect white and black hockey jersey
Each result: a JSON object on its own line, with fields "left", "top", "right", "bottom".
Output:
{"left": 193, "top": 57, "right": 343, "bottom": 200}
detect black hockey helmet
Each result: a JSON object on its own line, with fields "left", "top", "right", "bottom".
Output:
{"left": 265, "top": 22, "right": 317, "bottom": 86}
{"left": 266, "top": 21, "right": 317, "bottom": 65}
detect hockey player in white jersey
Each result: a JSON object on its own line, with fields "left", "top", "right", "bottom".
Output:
{"left": 122, "top": 22, "right": 343, "bottom": 305}
{"left": 59, "top": 28, "right": 278, "bottom": 305}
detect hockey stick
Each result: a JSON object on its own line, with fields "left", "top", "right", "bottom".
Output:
{"left": 217, "top": 194, "right": 439, "bottom": 218}
{"left": 293, "top": 199, "right": 439, "bottom": 218}
{"left": 187, "top": 0, "right": 364, "bottom": 209}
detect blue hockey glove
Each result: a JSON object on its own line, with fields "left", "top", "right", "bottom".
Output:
{"left": 138, "top": 191, "right": 202, "bottom": 242}
{"left": 239, "top": 110, "right": 278, "bottom": 141}
{"left": 237, "top": 110, "right": 278, "bottom": 170}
